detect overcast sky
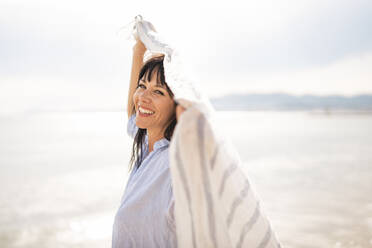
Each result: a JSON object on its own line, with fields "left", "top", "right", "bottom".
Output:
{"left": 1, "top": 0, "right": 371, "bottom": 114}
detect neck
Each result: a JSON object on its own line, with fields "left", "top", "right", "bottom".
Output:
{"left": 147, "top": 128, "right": 164, "bottom": 153}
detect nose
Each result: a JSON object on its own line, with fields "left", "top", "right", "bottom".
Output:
{"left": 138, "top": 88, "right": 152, "bottom": 103}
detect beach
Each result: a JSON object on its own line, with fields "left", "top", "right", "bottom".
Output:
{"left": 0, "top": 110, "right": 371, "bottom": 247}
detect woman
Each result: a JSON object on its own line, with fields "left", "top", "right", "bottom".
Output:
{"left": 112, "top": 37, "right": 185, "bottom": 247}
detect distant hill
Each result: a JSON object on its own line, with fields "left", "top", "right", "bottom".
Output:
{"left": 19, "top": 93, "right": 372, "bottom": 114}
{"left": 210, "top": 93, "right": 372, "bottom": 111}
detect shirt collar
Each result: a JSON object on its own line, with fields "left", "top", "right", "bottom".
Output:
{"left": 145, "top": 135, "right": 170, "bottom": 151}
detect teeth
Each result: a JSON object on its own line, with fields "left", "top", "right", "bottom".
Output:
{"left": 139, "top": 107, "right": 155, "bottom": 115}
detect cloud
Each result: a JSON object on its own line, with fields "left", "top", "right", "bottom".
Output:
{"left": 190, "top": 0, "right": 372, "bottom": 77}
{"left": 1, "top": 0, "right": 372, "bottom": 113}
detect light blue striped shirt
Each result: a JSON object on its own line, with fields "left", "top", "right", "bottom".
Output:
{"left": 112, "top": 114, "right": 177, "bottom": 248}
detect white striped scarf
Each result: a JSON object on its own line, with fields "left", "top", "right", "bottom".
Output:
{"left": 169, "top": 102, "right": 281, "bottom": 248}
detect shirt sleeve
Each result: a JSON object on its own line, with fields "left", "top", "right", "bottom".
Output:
{"left": 127, "top": 113, "right": 138, "bottom": 138}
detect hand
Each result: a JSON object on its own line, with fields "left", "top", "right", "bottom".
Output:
{"left": 133, "top": 18, "right": 164, "bottom": 53}
{"left": 132, "top": 20, "right": 146, "bottom": 51}
{"left": 176, "top": 104, "right": 186, "bottom": 121}
{"left": 132, "top": 26, "right": 145, "bottom": 51}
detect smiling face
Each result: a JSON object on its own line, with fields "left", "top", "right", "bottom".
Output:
{"left": 133, "top": 68, "right": 176, "bottom": 136}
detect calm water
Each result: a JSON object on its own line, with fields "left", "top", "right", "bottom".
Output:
{"left": 0, "top": 110, "right": 371, "bottom": 248}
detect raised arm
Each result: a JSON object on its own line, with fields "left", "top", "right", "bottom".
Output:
{"left": 127, "top": 41, "right": 146, "bottom": 118}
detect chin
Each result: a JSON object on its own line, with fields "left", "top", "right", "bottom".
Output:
{"left": 135, "top": 119, "right": 150, "bottom": 129}
{"left": 135, "top": 120, "right": 147, "bottom": 129}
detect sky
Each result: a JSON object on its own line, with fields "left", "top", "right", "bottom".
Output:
{"left": 1, "top": 0, "right": 372, "bottom": 114}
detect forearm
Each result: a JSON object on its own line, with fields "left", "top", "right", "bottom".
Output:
{"left": 127, "top": 42, "right": 146, "bottom": 118}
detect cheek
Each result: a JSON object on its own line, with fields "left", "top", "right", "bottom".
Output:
{"left": 165, "top": 101, "right": 176, "bottom": 117}
{"left": 132, "top": 92, "right": 139, "bottom": 104}
{"left": 157, "top": 100, "right": 173, "bottom": 117}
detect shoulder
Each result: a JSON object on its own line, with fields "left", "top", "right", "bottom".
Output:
{"left": 151, "top": 146, "right": 170, "bottom": 170}
{"left": 156, "top": 146, "right": 170, "bottom": 160}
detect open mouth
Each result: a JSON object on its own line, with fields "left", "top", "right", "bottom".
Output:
{"left": 138, "top": 106, "right": 155, "bottom": 116}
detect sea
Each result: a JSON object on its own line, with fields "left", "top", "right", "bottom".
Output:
{"left": 0, "top": 110, "right": 371, "bottom": 248}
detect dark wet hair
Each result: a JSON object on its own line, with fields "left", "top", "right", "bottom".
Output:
{"left": 128, "top": 55, "right": 177, "bottom": 172}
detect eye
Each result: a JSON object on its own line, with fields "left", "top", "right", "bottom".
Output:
{"left": 137, "top": 83, "right": 164, "bottom": 95}
{"left": 155, "top": 90, "right": 164, "bottom": 95}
